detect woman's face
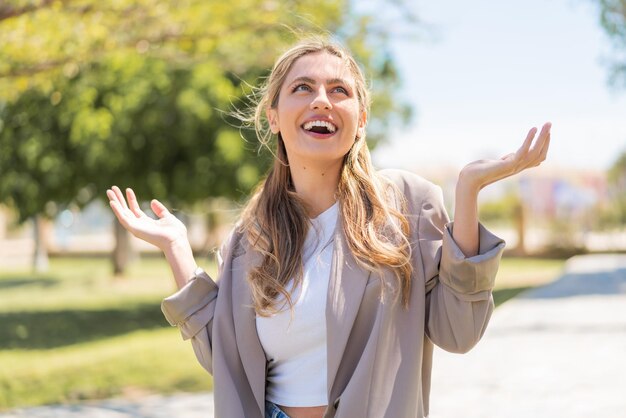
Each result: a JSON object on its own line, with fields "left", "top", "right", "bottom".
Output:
{"left": 267, "top": 52, "right": 366, "bottom": 167}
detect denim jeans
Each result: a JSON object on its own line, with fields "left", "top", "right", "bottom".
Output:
{"left": 265, "top": 400, "right": 291, "bottom": 418}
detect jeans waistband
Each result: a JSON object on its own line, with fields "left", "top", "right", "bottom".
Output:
{"left": 265, "top": 400, "right": 291, "bottom": 418}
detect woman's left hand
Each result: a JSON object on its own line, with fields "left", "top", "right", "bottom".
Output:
{"left": 459, "top": 122, "right": 551, "bottom": 191}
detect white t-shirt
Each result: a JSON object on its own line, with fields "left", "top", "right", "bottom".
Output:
{"left": 255, "top": 201, "right": 339, "bottom": 407}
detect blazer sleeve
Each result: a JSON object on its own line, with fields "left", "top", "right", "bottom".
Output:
{"left": 160, "top": 227, "right": 237, "bottom": 374}
{"left": 418, "top": 184, "right": 506, "bottom": 354}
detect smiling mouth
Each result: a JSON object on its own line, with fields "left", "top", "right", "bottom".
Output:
{"left": 302, "top": 120, "right": 338, "bottom": 135}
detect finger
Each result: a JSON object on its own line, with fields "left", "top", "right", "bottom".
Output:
{"left": 516, "top": 127, "right": 537, "bottom": 159}
{"left": 126, "top": 188, "right": 146, "bottom": 218}
{"left": 107, "top": 188, "right": 129, "bottom": 215}
{"left": 106, "top": 189, "right": 117, "bottom": 203}
{"left": 150, "top": 199, "right": 171, "bottom": 219}
{"left": 111, "top": 185, "right": 130, "bottom": 210}
{"left": 530, "top": 122, "right": 551, "bottom": 154}
{"left": 535, "top": 122, "right": 551, "bottom": 156}
{"left": 525, "top": 123, "right": 551, "bottom": 167}
{"left": 537, "top": 132, "right": 550, "bottom": 164}
{"left": 106, "top": 188, "right": 120, "bottom": 206}
{"left": 108, "top": 200, "right": 133, "bottom": 230}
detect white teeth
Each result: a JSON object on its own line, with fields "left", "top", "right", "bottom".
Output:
{"left": 303, "top": 120, "right": 337, "bottom": 133}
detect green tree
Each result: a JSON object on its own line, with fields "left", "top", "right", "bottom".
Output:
{"left": 608, "top": 151, "right": 626, "bottom": 226}
{"left": 594, "top": 2, "right": 626, "bottom": 228}
{"left": 595, "top": 150, "right": 626, "bottom": 229}
{"left": 596, "top": 0, "right": 626, "bottom": 89}
{"left": 0, "top": 0, "right": 414, "bottom": 274}
{"left": 0, "top": 87, "right": 88, "bottom": 271}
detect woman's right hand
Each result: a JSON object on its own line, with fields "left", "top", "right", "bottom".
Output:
{"left": 106, "top": 186, "right": 188, "bottom": 252}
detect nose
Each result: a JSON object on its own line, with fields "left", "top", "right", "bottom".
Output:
{"left": 310, "top": 86, "right": 332, "bottom": 110}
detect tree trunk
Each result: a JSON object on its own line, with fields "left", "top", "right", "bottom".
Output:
{"left": 32, "top": 215, "right": 49, "bottom": 273}
{"left": 112, "top": 220, "right": 136, "bottom": 276}
{"left": 513, "top": 200, "right": 526, "bottom": 256}
{"left": 203, "top": 206, "right": 219, "bottom": 254}
{"left": 0, "top": 206, "right": 6, "bottom": 240}
{"left": 202, "top": 198, "right": 229, "bottom": 261}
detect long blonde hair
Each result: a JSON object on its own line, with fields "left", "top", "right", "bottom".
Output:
{"left": 239, "top": 37, "right": 413, "bottom": 316}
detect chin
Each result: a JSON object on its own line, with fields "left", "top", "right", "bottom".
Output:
{"left": 293, "top": 146, "right": 350, "bottom": 164}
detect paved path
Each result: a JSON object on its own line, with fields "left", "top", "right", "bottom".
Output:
{"left": 0, "top": 393, "right": 214, "bottom": 418}
{"left": 2, "top": 254, "right": 625, "bottom": 417}
{"left": 430, "top": 253, "right": 626, "bottom": 417}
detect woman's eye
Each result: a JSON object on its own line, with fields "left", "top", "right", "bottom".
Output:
{"left": 292, "top": 84, "right": 311, "bottom": 92}
{"left": 333, "top": 86, "right": 348, "bottom": 95}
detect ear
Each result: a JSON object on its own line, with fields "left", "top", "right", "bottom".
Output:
{"left": 357, "top": 110, "right": 367, "bottom": 138}
{"left": 266, "top": 108, "right": 280, "bottom": 134}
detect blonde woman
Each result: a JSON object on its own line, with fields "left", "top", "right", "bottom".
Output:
{"left": 106, "top": 38, "right": 550, "bottom": 418}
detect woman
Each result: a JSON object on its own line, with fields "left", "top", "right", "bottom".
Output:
{"left": 106, "top": 38, "right": 550, "bottom": 418}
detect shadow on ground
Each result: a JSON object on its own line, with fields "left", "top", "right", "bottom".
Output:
{"left": 0, "top": 277, "right": 60, "bottom": 290}
{"left": 0, "top": 285, "right": 559, "bottom": 350}
{"left": 520, "top": 267, "right": 626, "bottom": 299}
{"left": 0, "top": 303, "right": 168, "bottom": 349}
{"left": 493, "top": 287, "right": 533, "bottom": 307}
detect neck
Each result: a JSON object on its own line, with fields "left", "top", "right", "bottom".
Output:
{"left": 288, "top": 158, "right": 342, "bottom": 218}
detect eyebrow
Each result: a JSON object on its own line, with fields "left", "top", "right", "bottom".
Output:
{"left": 288, "top": 76, "right": 351, "bottom": 87}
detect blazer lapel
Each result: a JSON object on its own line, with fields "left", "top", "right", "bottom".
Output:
{"left": 326, "top": 221, "right": 370, "bottom": 395}
{"left": 229, "top": 219, "right": 371, "bottom": 412}
{"left": 232, "top": 249, "right": 266, "bottom": 416}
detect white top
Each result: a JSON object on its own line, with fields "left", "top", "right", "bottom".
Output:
{"left": 255, "top": 201, "right": 339, "bottom": 407}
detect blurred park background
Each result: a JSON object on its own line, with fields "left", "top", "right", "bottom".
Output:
{"left": 0, "top": 0, "right": 624, "bottom": 413}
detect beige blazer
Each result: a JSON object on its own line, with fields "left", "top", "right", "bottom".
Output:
{"left": 161, "top": 169, "right": 505, "bottom": 418}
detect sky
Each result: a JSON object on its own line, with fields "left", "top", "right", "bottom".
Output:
{"left": 370, "top": 0, "right": 626, "bottom": 172}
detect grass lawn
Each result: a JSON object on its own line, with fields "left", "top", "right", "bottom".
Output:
{"left": 0, "top": 329, "right": 211, "bottom": 410}
{"left": 0, "top": 255, "right": 565, "bottom": 411}
{"left": 0, "top": 256, "right": 217, "bottom": 411}
{"left": 493, "top": 257, "right": 566, "bottom": 306}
